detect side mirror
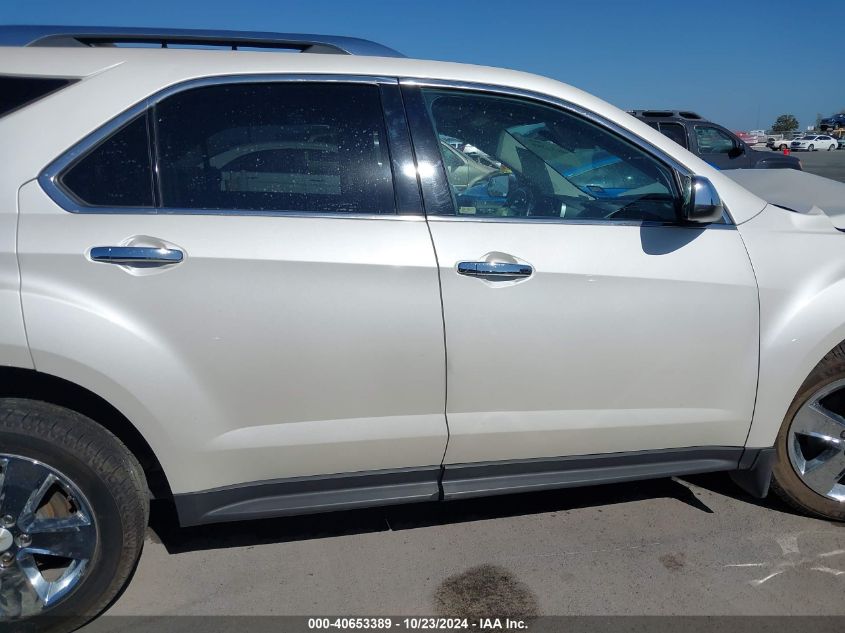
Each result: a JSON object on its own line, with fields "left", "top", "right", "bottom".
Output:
{"left": 728, "top": 144, "right": 745, "bottom": 159}
{"left": 487, "top": 173, "right": 510, "bottom": 198}
{"left": 682, "top": 176, "right": 724, "bottom": 224}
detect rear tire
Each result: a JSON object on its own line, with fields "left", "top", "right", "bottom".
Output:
{"left": 829, "top": 144, "right": 836, "bottom": 151}
{"left": 771, "top": 346, "right": 845, "bottom": 521}
{"left": 0, "top": 399, "right": 148, "bottom": 632}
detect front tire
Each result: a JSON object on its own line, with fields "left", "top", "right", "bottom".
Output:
{"left": 808, "top": 144, "right": 815, "bottom": 151}
{"left": 771, "top": 345, "right": 845, "bottom": 521}
{"left": 0, "top": 400, "right": 148, "bottom": 632}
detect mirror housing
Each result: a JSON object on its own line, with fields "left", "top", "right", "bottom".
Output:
{"left": 682, "top": 176, "right": 724, "bottom": 224}
{"left": 728, "top": 144, "right": 745, "bottom": 159}
{"left": 486, "top": 173, "right": 510, "bottom": 198}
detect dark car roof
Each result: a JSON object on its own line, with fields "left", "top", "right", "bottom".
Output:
{"left": 628, "top": 110, "right": 707, "bottom": 121}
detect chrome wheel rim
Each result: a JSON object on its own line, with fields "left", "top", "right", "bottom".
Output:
{"left": 787, "top": 379, "right": 845, "bottom": 502}
{"left": 0, "top": 454, "right": 97, "bottom": 619}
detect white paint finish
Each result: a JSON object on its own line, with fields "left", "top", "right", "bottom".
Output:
{"left": 16, "top": 183, "right": 447, "bottom": 493}
{"left": 0, "top": 47, "right": 765, "bottom": 223}
{"left": 739, "top": 204, "right": 845, "bottom": 448}
{"left": 430, "top": 219, "right": 759, "bottom": 464}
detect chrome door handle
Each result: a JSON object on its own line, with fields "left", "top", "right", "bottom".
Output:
{"left": 90, "top": 246, "right": 183, "bottom": 265}
{"left": 457, "top": 261, "right": 533, "bottom": 279}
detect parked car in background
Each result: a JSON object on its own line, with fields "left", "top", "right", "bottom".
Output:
{"left": 790, "top": 135, "right": 838, "bottom": 151}
{"left": 629, "top": 110, "right": 801, "bottom": 170}
{"left": 819, "top": 113, "right": 845, "bottom": 131}
{"left": 838, "top": 137, "right": 845, "bottom": 150}
{"left": 767, "top": 134, "right": 789, "bottom": 151}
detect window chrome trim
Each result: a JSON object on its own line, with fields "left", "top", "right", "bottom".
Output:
{"left": 399, "top": 78, "right": 735, "bottom": 227}
{"left": 38, "top": 74, "right": 414, "bottom": 217}
{"left": 426, "top": 215, "right": 736, "bottom": 229}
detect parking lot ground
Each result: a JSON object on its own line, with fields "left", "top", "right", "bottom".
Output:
{"left": 94, "top": 473, "right": 845, "bottom": 623}
{"left": 767, "top": 146, "right": 845, "bottom": 183}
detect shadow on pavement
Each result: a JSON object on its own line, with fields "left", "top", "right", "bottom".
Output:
{"left": 148, "top": 475, "right": 733, "bottom": 555}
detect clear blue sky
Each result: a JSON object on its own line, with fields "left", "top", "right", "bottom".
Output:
{"left": 2, "top": 0, "right": 841, "bottom": 131}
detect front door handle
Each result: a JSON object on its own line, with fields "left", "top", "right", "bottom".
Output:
{"left": 90, "top": 246, "right": 183, "bottom": 265}
{"left": 457, "top": 261, "right": 533, "bottom": 279}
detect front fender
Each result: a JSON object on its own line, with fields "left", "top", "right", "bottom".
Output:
{"left": 740, "top": 205, "right": 845, "bottom": 447}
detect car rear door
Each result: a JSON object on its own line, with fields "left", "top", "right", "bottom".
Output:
{"left": 17, "top": 77, "right": 448, "bottom": 501}
{"left": 402, "top": 83, "right": 759, "bottom": 489}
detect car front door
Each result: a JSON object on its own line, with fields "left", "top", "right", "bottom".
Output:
{"left": 403, "top": 84, "right": 759, "bottom": 481}
{"left": 18, "top": 78, "right": 448, "bottom": 499}
{"left": 694, "top": 124, "right": 753, "bottom": 169}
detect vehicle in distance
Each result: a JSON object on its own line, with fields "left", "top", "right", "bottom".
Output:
{"left": 4, "top": 24, "right": 845, "bottom": 633}
{"left": 629, "top": 110, "right": 801, "bottom": 170}
{"left": 819, "top": 113, "right": 845, "bottom": 130}
{"left": 790, "top": 134, "right": 838, "bottom": 151}
{"left": 838, "top": 137, "right": 845, "bottom": 150}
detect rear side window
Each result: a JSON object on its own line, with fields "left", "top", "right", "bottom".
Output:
{"left": 0, "top": 76, "right": 74, "bottom": 118}
{"left": 154, "top": 83, "right": 395, "bottom": 213}
{"left": 657, "top": 122, "right": 688, "bottom": 149}
{"left": 61, "top": 115, "right": 155, "bottom": 207}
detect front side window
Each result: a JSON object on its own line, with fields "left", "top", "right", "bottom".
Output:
{"left": 421, "top": 89, "right": 678, "bottom": 222}
{"left": 154, "top": 83, "right": 394, "bottom": 213}
{"left": 694, "top": 126, "right": 737, "bottom": 154}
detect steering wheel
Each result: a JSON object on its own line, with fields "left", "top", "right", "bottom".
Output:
{"left": 505, "top": 174, "right": 535, "bottom": 216}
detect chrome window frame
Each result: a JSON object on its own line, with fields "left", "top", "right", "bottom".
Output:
{"left": 400, "top": 78, "right": 734, "bottom": 228}
{"left": 39, "top": 74, "right": 424, "bottom": 219}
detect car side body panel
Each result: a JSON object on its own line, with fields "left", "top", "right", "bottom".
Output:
{"left": 17, "top": 183, "right": 447, "bottom": 493}
{"left": 0, "top": 45, "right": 782, "bottom": 499}
{"left": 739, "top": 205, "right": 845, "bottom": 448}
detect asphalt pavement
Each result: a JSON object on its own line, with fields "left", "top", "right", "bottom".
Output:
{"left": 93, "top": 474, "right": 844, "bottom": 624}
{"left": 765, "top": 145, "right": 845, "bottom": 182}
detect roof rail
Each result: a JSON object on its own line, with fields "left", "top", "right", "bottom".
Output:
{"left": 0, "top": 25, "right": 405, "bottom": 58}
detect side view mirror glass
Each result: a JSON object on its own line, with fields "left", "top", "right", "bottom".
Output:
{"left": 487, "top": 173, "right": 510, "bottom": 198}
{"left": 682, "top": 176, "right": 724, "bottom": 224}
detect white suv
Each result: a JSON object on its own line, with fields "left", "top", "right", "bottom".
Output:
{"left": 2, "top": 25, "right": 845, "bottom": 632}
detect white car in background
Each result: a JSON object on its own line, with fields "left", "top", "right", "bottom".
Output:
{"left": 790, "top": 134, "right": 838, "bottom": 151}
{"left": 4, "top": 23, "right": 845, "bottom": 633}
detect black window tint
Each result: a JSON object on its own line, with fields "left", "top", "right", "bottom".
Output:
{"left": 155, "top": 83, "right": 394, "bottom": 213}
{"left": 0, "top": 76, "right": 73, "bottom": 118}
{"left": 657, "top": 122, "right": 688, "bottom": 149}
{"left": 61, "top": 115, "right": 154, "bottom": 207}
{"left": 422, "top": 89, "right": 679, "bottom": 222}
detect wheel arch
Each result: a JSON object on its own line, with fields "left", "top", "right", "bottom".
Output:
{"left": 748, "top": 282, "right": 845, "bottom": 448}
{"left": 0, "top": 365, "right": 172, "bottom": 499}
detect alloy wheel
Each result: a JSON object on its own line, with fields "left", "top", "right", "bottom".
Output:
{"left": 0, "top": 454, "right": 97, "bottom": 619}
{"left": 787, "top": 379, "right": 845, "bottom": 502}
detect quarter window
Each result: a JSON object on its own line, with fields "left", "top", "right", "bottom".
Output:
{"left": 61, "top": 115, "right": 154, "bottom": 207}
{"left": 421, "top": 89, "right": 679, "bottom": 222}
{"left": 154, "top": 83, "right": 394, "bottom": 213}
{"left": 657, "top": 122, "right": 688, "bottom": 149}
{"left": 0, "top": 76, "right": 74, "bottom": 118}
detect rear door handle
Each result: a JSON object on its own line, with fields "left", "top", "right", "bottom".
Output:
{"left": 90, "top": 246, "right": 183, "bottom": 265}
{"left": 457, "top": 261, "right": 533, "bottom": 279}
